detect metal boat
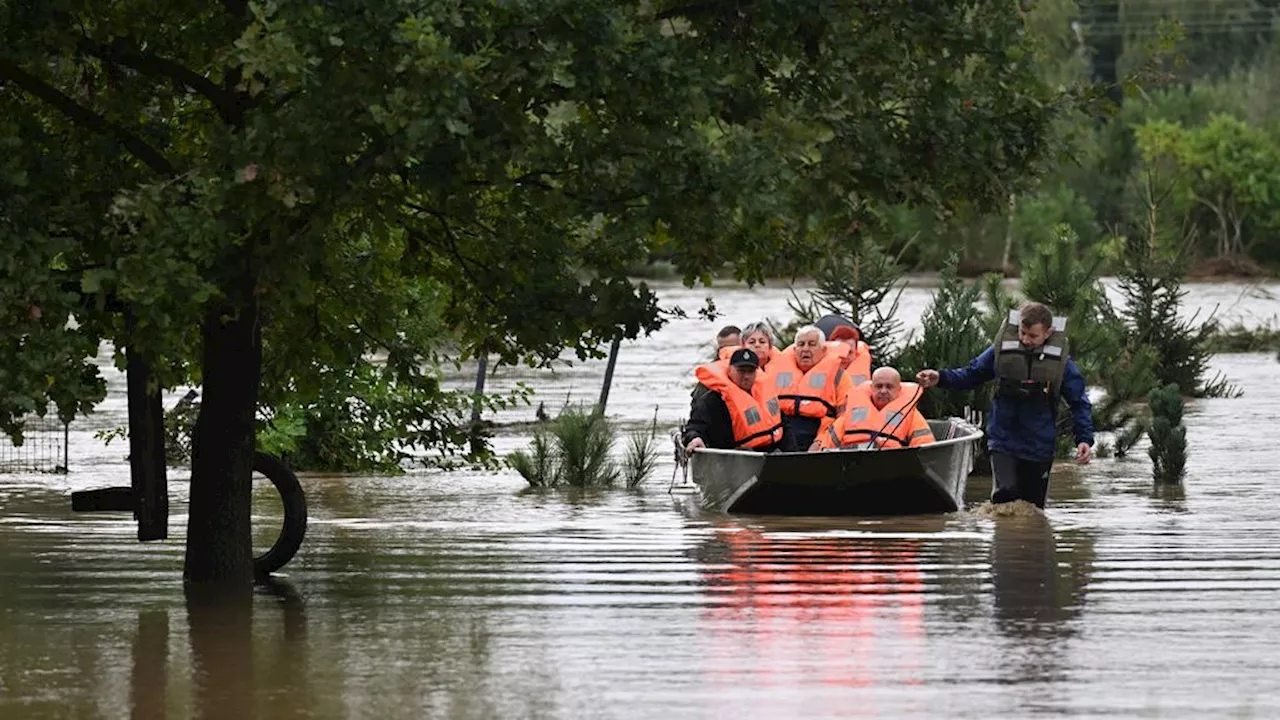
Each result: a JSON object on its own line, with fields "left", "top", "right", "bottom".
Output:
{"left": 689, "top": 418, "right": 984, "bottom": 516}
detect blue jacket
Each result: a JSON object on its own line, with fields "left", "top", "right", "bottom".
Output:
{"left": 939, "top": 345, "right": 1094, "bottom": 462}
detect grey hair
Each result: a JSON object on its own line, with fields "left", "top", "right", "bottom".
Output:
{"left": 794, "top": 325, "right": 826, "bottom": 343}
{"left": 741, "top": 322, "right": 775, "bottom": 343}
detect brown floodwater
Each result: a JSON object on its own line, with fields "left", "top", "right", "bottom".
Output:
{"left": 2, "top": 279, "right": 1279, "bottom": 718}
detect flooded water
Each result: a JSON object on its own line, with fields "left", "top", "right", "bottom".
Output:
{"left": 2, "top": 280, "right": 1280, "bottom": 718}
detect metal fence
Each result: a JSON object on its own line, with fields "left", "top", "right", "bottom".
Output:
{"left": 0, "top": 411, "right": 69, "bottom": 474}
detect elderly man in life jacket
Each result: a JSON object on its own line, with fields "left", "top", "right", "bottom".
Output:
{"left": 917, "top": 301, "right": 1094, "bottom": 509}
{"left": 767, "top": 325, "right": 854, "bottom": 451}
{"left": 812, "top": 367, "right": 935, "bottom": 450}
{"left": 815, "top": 314, "right": 873, "bottom": 386}
{"left": 684, "top": 348, "right": 791, "bottom": 455}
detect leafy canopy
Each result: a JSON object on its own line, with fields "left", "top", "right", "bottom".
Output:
{"left": 2, "top": 0, "right": 1068, "bottom": 449}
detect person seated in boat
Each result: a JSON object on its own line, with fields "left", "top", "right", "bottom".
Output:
{"left": 815, "top": 314, "right": 873, "bottom": 386}
{"left": 712, "top": 324, "right": 742, "bottom": 360}
{"left": 740, "top": 322, "right": 776, "bottom": 371}
{"left": 767, "top": 325, "right": 853, "bottom": 451}
{"left": 691, "top": 325, "right": 746, "bottom": 404}
{"left": 683, "top": 348, "right": 791, "bottom": 455}
{"left": 811, "top": 367, "right": 935, "bottom": 450}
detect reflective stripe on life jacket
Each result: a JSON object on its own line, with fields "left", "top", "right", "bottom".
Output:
{"left": 770, "top": 346, "right": 847, "bottom": 419}
{"left": 694, "top": 364, "right": 784, "bottom": 450}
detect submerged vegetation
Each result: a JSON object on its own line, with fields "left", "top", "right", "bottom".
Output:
{"left": 1147, "top": 384, "right": 1188, "bottom": 485}
{"left": 509, "top": 407, "right": 661, "bottom": 490}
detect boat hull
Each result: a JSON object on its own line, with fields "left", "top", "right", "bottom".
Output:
{"left": 690, "top": 418, "right": 983, "bottom": 516}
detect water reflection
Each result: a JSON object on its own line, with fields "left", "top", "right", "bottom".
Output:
{"left": 131, "top": 610, "right": 168, "bottom": 720}
{"left": 186, "top": 586, "right": 254, "bottom": 720}
{"left": 696, "top": 521, "right": 928, "bottom": 697}
{"left": 990, "top": 516, "right": 1096, "bottom": 684}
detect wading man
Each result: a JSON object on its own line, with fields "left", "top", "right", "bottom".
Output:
{"left": 916, "top": 302, "right": 1093, "bottom": 508}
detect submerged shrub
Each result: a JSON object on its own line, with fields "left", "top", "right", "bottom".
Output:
{"left": 1147, "top": 383, "right": 1187, "bottom": 485}
{"left": 509, "top": 406, "right": 659, "bottom": 489}
{"left": 555, "top": 409, "right": 618, "bottom": 488}
{"left": 508, "top": 432, "right": 557, "bottom": 488}
{"left": 621, "top": 411, "right": 662, "bottom": 490}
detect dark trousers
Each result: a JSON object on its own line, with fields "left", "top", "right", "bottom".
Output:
{"left": 989, "top": 452, "right": 1055, "bottom": 508}
{"left": 783, "top": 415, "right": 821, "bottom": 452}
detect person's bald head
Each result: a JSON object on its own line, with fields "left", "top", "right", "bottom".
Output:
{"left": 870, "top": 367, "right": 901, "bottom": 409}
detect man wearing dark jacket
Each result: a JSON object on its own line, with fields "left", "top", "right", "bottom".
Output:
{"left": 916, "top": 302, "right": 1094, "bottom": 508}
{"left": 684, "top": 349, "right": 793, "bottom": 454}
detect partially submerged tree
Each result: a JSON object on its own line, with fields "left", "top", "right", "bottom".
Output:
{"left": 786, "top": 239, "right": 908, "bottom": 364}
{"left": 898, "top": 254, "right": 991, "bottom": 420}
{"left": 1, "top": 1, "right": 1071, "bottom": 586}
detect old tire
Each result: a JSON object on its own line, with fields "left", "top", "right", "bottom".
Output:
{"left": 252, "top": 451, "right": 308, "bottom": 578}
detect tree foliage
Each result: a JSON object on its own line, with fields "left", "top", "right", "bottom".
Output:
{"left": 0, "top": 0, "right": 1071, "bottom": 583}
{"left": 897, "top": 254, "right": 991, "bottom": 420}
{"left": 786, "top": 239, "right": 906, "bottom": 364}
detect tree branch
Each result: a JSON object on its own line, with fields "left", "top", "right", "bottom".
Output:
{"left": 78, "top": 38, "right": 246, "bottom": 127}
{"left": 0, "top": 57, "right": 176, "bottom": 176}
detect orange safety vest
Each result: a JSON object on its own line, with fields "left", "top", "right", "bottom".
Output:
{"left": 818, "top": 386, "right": 889, "bottom": 449}
{"left": 857, "top": 381, "right": 936, "bottom": 448}
{"left": 831, "top": 340, "right": 872, "bottom": 386}
{"left": 769, "top": 346, "right": 849, "bottom": 420}
{"left": 694, "top": 364, "right": 784, "bottom": 450}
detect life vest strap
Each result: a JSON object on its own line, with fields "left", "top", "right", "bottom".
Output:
{"left": 777, "top": 393, "right": 838, "bottom": 417}
{"left": 736, "top": 423, "right": 784, "bottom": 449}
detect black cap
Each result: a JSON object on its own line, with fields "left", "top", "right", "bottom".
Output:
{"left": 815, "top": 314, "right": 860, "bottom": 341}
{"left": 728, "top": 348, "right": 760, "bottom": 369}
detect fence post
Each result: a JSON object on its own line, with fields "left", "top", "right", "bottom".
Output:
{"left": 596, "top": 336, "right": 622, "bottom": 416}
{"left": 469, "top": 353, "right": 488, "bottom": 455}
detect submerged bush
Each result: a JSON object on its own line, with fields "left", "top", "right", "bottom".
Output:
{"left": 554, "top": 410, "right": 618, "bottom": 488}
{"left": 509, "top": 406, "right": 662, "bottom": 489}
{"left": 621, "top": 412, "right": 662, "bottom": 490}
{"left": 1147, "top": 383, "right": 1187, "bottom": 485}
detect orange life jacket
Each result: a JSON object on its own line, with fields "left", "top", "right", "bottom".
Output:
{"left": 856, "top": 381, "right": 936, "bottom": 448}
{"left": 694, "top": 364, "right": 784, "bottom": 450}
{"left": 818, "top": 386, "right": 888, "bottom": 449}
{"left": 837, "top": 340, "right": 872, "bottom": 386}
{"left": 769, "top": 346, "right": 849, "bottom": 420}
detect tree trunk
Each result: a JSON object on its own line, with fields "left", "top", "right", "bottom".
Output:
{"left": 125, "top": 330, "right": 168, "bottom": 542}
{"left": 184, "top": 286, "right": 261, "bottom": 587}
{"left": 1001, "top": 192, "right": 1016, "bottom": 275}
